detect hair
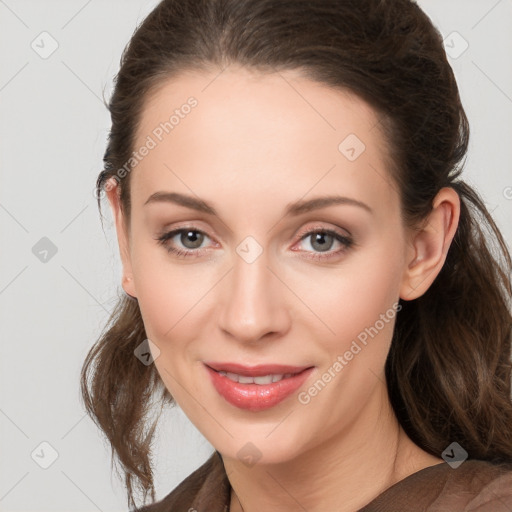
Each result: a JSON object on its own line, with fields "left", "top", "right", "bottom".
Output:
{"left": 80, "top": 0, "right": 512, "bottom": 509}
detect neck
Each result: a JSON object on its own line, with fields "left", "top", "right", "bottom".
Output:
{"left": 223, "top": 385, "right": 442, "bottom": 512}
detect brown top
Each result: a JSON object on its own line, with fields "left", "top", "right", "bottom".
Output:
{"left": 135, "top": 451, "right": 512, "bottom": 511}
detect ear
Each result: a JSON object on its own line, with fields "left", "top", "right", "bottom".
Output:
{"left": 104, "top": 177, "right": 138, "bottom": 299}
{"left": 400, "top": 187, "right": 460, "bottom": 301}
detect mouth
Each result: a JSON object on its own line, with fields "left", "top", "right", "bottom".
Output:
{"left": 204, "top": 362, "right": 314, "bottom": 411}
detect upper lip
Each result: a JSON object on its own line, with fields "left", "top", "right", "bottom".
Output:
{"left": 204, "top": 362, "right": 313, "bottom": 377}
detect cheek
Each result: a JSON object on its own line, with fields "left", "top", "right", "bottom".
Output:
{"left": 130, "top": 240, "right": 222, "bottom": 351}
{"left": 132, "top": 253, "right": 215, "bottom": 400}
{"left": 289, "top": 241, "right": 404, "bottom": 350}
{"left": 293, "top": 248, "right": 403, "bottom": 424}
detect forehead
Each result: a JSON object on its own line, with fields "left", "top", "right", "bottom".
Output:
{"left": 137, "top": 65, "right": 384, "bottom": 150}
{"left": 130, "top": 66, "right": 396, "bottom": 217}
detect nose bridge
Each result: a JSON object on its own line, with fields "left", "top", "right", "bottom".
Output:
{"left": 218, "top": 243, "right": 290, "bottom": 342}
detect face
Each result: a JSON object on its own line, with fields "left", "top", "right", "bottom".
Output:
{"left": 110, "top": 66, "right": 419, "bottom": 464}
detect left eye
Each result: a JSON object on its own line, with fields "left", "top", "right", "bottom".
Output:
{"left": 293, "top": 229, "right": 353, "bottom": 260}
{"left": 297, "top": 230, "right": 344, "bottom": 252}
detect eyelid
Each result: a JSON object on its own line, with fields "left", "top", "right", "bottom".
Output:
{"left": 294, "top": 222, "right": 352, "bottom": 241}
{"left": 155, "top": 225, "right": 217, "bottom": 247}
{"left": 156, "top": 222, "right": 349, "bottom": 245}
{"left": 157, "top": 222, "right": 216, "bottom": 241}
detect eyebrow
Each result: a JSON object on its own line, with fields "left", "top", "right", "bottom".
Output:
{"left": 144, "top": 191, "right": 373, "bottom": 216}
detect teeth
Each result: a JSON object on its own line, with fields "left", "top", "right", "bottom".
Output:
{"left": 219, "top": 371, "right": 294, "bottom": 384}
{"left": 254, "top": 375, "right": 273, "bottom": 384}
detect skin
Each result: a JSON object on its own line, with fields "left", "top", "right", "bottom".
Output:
{"left": 106, "top": 65, "right": 460, "bottom": 512}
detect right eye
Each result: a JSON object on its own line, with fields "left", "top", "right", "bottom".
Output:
{"left": 155, "top": 228, "right": 214, "bottom": 258}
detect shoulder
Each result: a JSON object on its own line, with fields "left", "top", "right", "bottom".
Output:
{"left": 361, "top": 459, "right": 512, "bottom": 511}
{"left": 132, "top": 451, "right": 230, "bottom": 512}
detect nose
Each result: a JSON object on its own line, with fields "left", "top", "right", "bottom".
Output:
{"left": 217, "top": 247, "right": 291, "bottom": 344}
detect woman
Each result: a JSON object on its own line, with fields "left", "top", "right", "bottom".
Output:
{"left": 80, "top": 0, "right": 512, "bottom": 510}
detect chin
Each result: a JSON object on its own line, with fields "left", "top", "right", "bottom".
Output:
{"left": 210, "top": 422, "right": 313, "bottom": 466}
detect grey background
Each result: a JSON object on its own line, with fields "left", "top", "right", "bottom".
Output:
{"left": 1, "top": 0, "right": 511, "bottom": 510}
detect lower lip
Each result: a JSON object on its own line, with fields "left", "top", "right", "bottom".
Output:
{"left": 205, "top": 365, "right": 314, "bottom": 411}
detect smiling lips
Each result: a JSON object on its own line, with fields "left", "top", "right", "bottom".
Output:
{"left": 204, "top": 362, "right": 314, "bottom": 411}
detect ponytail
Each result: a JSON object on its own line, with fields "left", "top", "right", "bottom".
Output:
{"left": 387, "top": 180, "right": 512, "bottom": 461}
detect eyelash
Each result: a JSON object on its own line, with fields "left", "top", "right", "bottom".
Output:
{"left": 155, "top": 226, "right": 354, "bottom": 261}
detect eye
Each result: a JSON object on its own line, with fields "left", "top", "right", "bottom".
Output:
{"left": 155, "top": 228, "right": 214, "bottom": 258}
{"left": 155, "top": 225, "right": 354, "bottom": 261}
{"left": 293, "top": 227, "right": 354, "bottom": 261}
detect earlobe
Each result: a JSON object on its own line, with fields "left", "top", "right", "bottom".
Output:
{"left": 122, "top": 276, "right": 137, "bottom": 300}
{"left": 104, "top": 177, "right": 138, "bottom": 299}
{"left": 400, "top": 187, "right": 460, "bottom": 301}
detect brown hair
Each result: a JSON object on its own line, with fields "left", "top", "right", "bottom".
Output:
{"left": 80, "top": 0, "right": 512, "bottom": 509}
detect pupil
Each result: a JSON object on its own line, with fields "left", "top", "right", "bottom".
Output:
{"left": 181, "top": 230, "right": 203, "bottom": 249}
{"left": 312, "top": 233, "right": 333, "bottom": 252}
